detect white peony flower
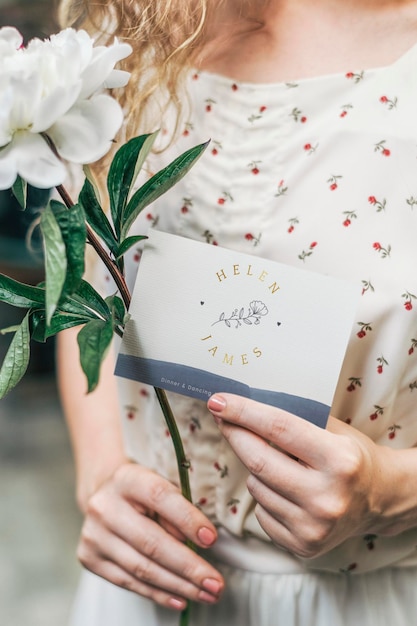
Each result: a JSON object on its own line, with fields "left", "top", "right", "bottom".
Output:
{"left": 0, "top": 27, "right": 132, "bottom": 189}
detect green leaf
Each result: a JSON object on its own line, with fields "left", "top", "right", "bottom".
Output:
{"left": 50, "top": 200, "right": 86, "bottom": 296}
{"left": 0, "top": 274, "right": 45, "bottom": 308}
{"left": 31, "top": 309, "right": 94, "bottom": 342}
{"left": 121, "top": 141, "right": 209, "bottom": 239}
{"left": 115, "top": 235, "right": 147, "bottom": 260}
{"left": 11, "top": 176, "right": 28, "bottom": 209}
{"left": 0, "top": 312, "right": 30, "bottom": 399}
{"left": 77, "top": 319, "right": 114, "bottom": 393}
{"left": 65, "top": 280, "right": 111, "bottom": 320}
{"left": 105, "top": 294, "right": 126, "bottom": 326}
{"left": 40, "top": 201, "right": 67, "bottom": 324}
{"left": 83, "top": 165, "right": 102, "bottom": 204}
{"left": 78, "top": 178, "right": 118, "bottom": 255}
{"left": 31, "top": 279, "right": 111, "bottom": 342}
{"left": 108, "top": 132, "right": 159, "bottom": 238}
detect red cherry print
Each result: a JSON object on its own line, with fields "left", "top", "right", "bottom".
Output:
{"left": 380, "top": 95, "right": 388, "bottom": 103}
{"left": 259, "top": 105, "right": 267, "bottom": 112}
{"left": 388, "top": 431, "right": 396, "bottom": 440}
{"left": 245, "top": 233, "right": 254, "bottom": 241}
{"left": 368, "top": 196, "right": 377, "bottom": 205}
{"left": 192, "top": 73, "right": 199, "bottom": 80}
{"left": 340, "top": 110, "right": 347, "bottom": 118}
{"left": 343, "top": 219, "right": 351, "bottom": 227}
{"left": 330, "top": 183, "right": 338, "bottom": 191}
{"left": 346, "top": 377, "right": 361, "bottom": 392}
{"left": 134, "top": 252, "right": 141, "bottom": 262}
{"left": 198, "top": 497, "right": 207, "bottom": 506}
{"left": 409, "top": 347, "right": 414, "bottom": 355}
{"left": 373, "top": 242, "right": 381, "bottom": 250}
{"left": 310, "top": 241, "right": 317, "bottom": 248}
{"left": 369, "top": 405, "right": 384, "bottom": 421}
{"left": 140, "top": 388, "right": 149, "bottom": 397}
{"left": 212, "top": 148, "right": 218, "bottom": 155}
{"left": 304, "top": 143, "right": 312, "bottom": 151}
{"left": 375, "top": 140, "right": 391, "bottom": 156}
{"left": 218, "top": 197, "right": 225, "bottom": 205}
{"left": 231, "top": 83, "right": 238, "bottom": 91}
{"left": 214, "top": 462, "right": 221, "bottom": 471}
{"left": 288, "top": 225, "right": 294, "bottom": 233}
{"left": 183, "top": 129, "right": 189, "bottom": 136}
{"left": 301, "top": 116, "right": 307, "bottom": 123}
{"left": 345, "top": 72, "right": 354, "bottom": 78}
{"left": 252, "top": 167, "right": 260, "bottom": 175}
{"left": 377, "top": 365, "right": 383, "bottom": 374}
{"left": 127, "top": 411, "right": 135, "bottom": 420}
{"left": 405, "top": 301, "right": 413, "bottom": 311}
{"left": 181, "top": 205, "right": 189, "bottom": 214}
{"left": 146, "top": 212, "right": 153, "bottom": 221}
{"left": 357, "top": 330, "right": 366, "bottom": 338}
{"left": 230, "top": 505, "right": 238, "bottom": 514}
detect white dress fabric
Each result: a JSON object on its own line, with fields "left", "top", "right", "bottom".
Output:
{"left": 70, "top": 43, "right": 417, "bottom": 625}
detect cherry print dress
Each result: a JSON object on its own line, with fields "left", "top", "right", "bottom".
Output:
{"left": 70, "top": 43, "right": 417, "bottom": 626}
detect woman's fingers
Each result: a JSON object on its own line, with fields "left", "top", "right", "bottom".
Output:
{"left": 78, "top": 518, "right": 222, "bottom": 607}
{"left": 207, "top": 393, "right": 334, "bottom": 468}
{"left": 208, "top": 398, "right": 313, "bottom": 505}
{"left": 86, "top": 557, "right": 189, "bottom": 611}
{"left": 78, "top": 463, "right": 224, "bottom": 606}
{"left": 112, "top": 464, "right": 218, "bottom": 549}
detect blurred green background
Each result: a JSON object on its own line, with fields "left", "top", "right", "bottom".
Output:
{"left": 0, "top": 4, "right": 82, "bottom": 625}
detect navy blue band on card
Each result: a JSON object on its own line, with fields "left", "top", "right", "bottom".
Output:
{"left": 115, "top": 354, "right": 329, "bottom": 428}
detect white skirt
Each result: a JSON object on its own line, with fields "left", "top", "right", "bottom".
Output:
{"left": 69, "top": 530, "right": 417, "bottom": 626}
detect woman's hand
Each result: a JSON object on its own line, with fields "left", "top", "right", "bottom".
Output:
{"left": 77, "top": 462, "right": 224, "bottom": 611}
{"left": 207, "top": 393, "right": 417, "bottom": 559}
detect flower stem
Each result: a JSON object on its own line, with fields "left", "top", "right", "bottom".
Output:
{"left": 56, "top": 181, "right": 193, "bottom": 626}
{"left": 154, "top": 386, "right": 194, "bottom": 626}
{"left": 55, "top": 184, "right": 131, "bottom": 309}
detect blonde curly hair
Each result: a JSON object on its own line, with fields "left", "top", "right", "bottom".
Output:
{"left": 58, "top": 0, "right": 260, "bottom": 138}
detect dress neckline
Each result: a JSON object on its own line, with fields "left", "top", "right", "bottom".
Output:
{"left": 193, "top": 39, "right": 417, "bottom": 91}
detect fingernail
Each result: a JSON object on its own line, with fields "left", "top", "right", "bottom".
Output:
{"left": 208, "top": 395, "right": 226, "bottom": 413}
{"left": 198, "top": 590, "right": 220, "bottom": 604}
{"left": 197, "top": 526, "right": 216, "bottom": 546}
{"left": 168, "top": 597, "right": 186, "bottom": 610}
{"left": 202, "top": 577, "right": 222, "bottom": 595}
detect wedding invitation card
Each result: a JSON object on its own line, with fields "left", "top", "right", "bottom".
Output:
{"left": 115, "top": 230, "right": 359, "bottom": 428}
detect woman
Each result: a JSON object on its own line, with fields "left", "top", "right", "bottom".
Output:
{"left": 57, "top": 1, "right": 417, "bottom": 624}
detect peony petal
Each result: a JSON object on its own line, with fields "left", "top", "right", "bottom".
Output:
{"left": 11, "top": 132, "right": 67, "bottom": 189}
{"left": 103, "top": 69, "right": 131, "bottom": 89}
{"left": 8, "top": 73, "right": 42, "bottom": 130}
{"left": 48, "top": 94, "right": 124, "bottom": 163}
{"left": 0, "top": 143, "right": 19, "bottom": 190}
{"left": 0, "top": 82, "right": 14, "bottom": 147}
{"left": 0, "top": 27, "right": 23, "bottom": 50}
{"left": 79, "top": 42, "right": 132, "bottom": 99}
{"left": 31, "top": 82, "right": 82, "bottom": 133}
